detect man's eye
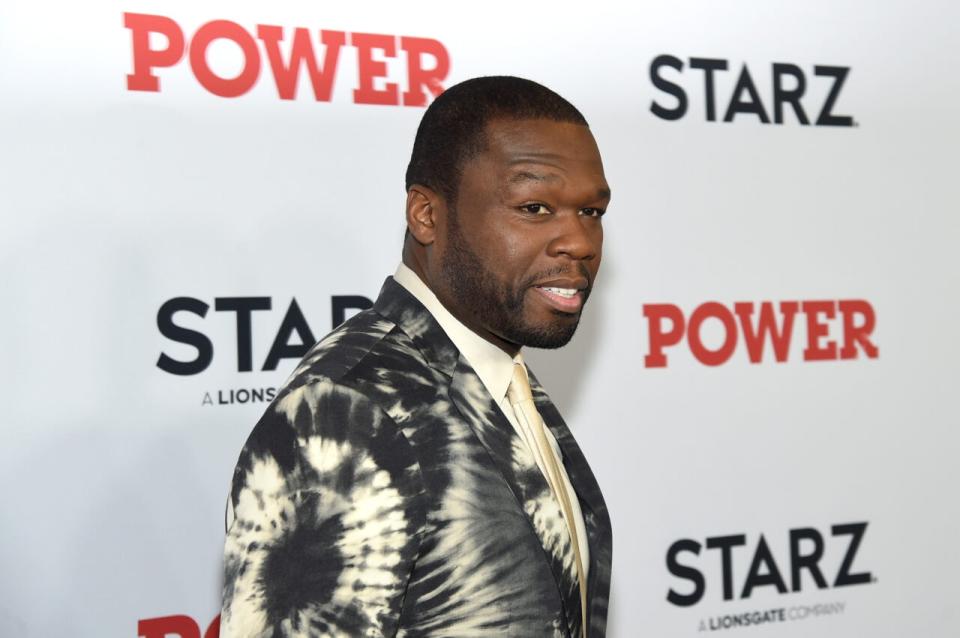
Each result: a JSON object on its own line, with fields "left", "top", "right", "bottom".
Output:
{"left": 520, "top": 203, "right": 551, "bottom": 215}
{"left": 580, "top": 208, "right": 606, "bottom": 218}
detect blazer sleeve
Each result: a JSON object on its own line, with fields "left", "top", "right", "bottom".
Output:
{"left": 221, "top": 377, "right": 427, "bottom": 637}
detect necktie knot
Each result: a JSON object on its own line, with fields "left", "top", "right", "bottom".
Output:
{"left": 507, "top": 362, "right": 535, "bottom": 406}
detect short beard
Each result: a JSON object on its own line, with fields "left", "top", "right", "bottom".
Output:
{"left": 438, "top": 209, "right": 589, "bottom": 349}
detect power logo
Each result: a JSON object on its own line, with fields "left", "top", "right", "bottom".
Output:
{"left": 138, "top": 614, "right": 219, "bottom": 638}
{"left": 123, "top": 12, "right": 450, "bottom": 105}
{"left": 643, "top": 299, "right": 878, "bottom": 367}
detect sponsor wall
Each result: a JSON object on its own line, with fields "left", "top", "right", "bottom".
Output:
{"left": 2, "top": 1, "right": 958, "bottom": 636}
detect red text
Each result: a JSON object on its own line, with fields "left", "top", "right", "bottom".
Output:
{"left": 138, "top": 614, "right": 219, "bottom": 638}
{"left": 643, "top": 299, "right": 878, "bottom": 367}
{"left": 124, "top": 13, "right": 450, "bottom": 105}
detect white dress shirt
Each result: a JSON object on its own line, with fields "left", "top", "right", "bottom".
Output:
{"left": 394, "top": 263, "right": 589, "bottom": 573}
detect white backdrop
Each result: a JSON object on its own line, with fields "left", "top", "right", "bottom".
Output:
{"left": 2, "top": 1, "right": 958, "bottom": 636}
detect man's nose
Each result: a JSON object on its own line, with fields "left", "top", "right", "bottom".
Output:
{"left": 546, "top": 212, "right": 601, "bottom": 261}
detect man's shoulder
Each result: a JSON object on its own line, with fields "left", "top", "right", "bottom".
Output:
{"left": 281, "top": 306, "right": 434, "bottom": 398}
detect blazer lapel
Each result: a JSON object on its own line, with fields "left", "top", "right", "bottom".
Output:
{"left": 529, "top": 374, "right": 612, "bottom": 638}
{"left": 448, "top": 357, "right": 584, "bottom": 637}
{"left": 373, "top": 277, "right": 589, "bottom": 636}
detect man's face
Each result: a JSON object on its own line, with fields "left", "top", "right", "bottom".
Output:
{"left": 432, "top": 118, "right": 609, "bottom": 351}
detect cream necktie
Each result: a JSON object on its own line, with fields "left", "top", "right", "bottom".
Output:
{"left": 507, "top": 363, "right": 588, "bottom": 638}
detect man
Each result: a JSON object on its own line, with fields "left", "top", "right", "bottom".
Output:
{"left": 222, "top": 76, "right": 612, "bottom": 637}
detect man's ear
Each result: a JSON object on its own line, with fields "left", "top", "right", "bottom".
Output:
{"left": 405, "top": 185, "right": 445, "bottom": 245}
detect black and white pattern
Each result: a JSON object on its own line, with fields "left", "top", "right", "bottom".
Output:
{"left": 222, "top": 278, "right": 612, "bottom": 637}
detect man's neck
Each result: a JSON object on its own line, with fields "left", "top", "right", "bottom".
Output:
{"left": 400, "top": 250, "right": 521, "bottom": 357}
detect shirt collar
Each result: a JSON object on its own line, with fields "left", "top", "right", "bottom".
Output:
{"left": 394, "top": 262, "right": 520, "bottom": 404}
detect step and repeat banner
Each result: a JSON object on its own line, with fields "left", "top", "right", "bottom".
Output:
{"left": 2, "top": 1, "right": 958, "bottom": 636}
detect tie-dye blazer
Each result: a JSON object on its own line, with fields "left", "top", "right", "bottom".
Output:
{"left": 222, "top": 277, "right": 612, "bottom": 637}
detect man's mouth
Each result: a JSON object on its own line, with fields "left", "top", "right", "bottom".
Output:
{"left": 532, "top": 284, "right": 586, "bottom": 313}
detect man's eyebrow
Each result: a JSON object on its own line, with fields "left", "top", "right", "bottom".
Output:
{"left": 507, "top": 170, "right": 559, "bottom": 185}
{"left": 508, "top": 170, "right": 612, "bottom": 201}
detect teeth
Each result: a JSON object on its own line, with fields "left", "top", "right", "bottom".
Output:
{"left": 541, "top": 286, "right": 577, "bottom": 298}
